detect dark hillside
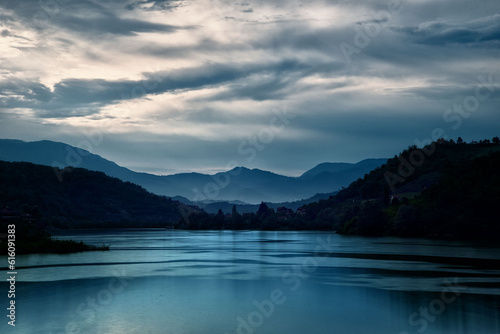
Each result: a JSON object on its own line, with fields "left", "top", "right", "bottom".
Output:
{"left": 299, "top": 139, "right": 500, "bottom": 238}
{"left": 177, "top": 138, "right": 500, "bottom": 238}
{"left": 0, "top": 161, "right": 183, "bottom": 227}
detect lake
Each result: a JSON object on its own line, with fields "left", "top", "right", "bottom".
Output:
{"left": 3, "top": 230, "right": 500, "bottom": 334}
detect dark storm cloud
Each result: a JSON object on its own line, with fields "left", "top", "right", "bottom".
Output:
{"left": 0, "top": 79, "right": 53, "bottom": 108}
{"left": 135, "top": 24, "right": 350, "bottom": 63}
{"left": 203, "top": 59, "right": 329, "bottom": 101}
{"left": 0, "top": 0, "right": 190, "bottom": 36}
{"left": 55, "top": 13, "right": 185, "bottom": 36}
{"left": 2, "top": 0, "right": 500, "bottom": 174}
{"left": 125, "top": 0, "right": 185, "bottom": 11}
{"left": 1, "top": 59, "right": 322, "bottom": 117}
{"left": 0, "top": 29, "right": 32, "bottom": 42}
{"left": 392, "top": 14, "right": 500, "bottom": 46}
{"left": 208, "top": 75, "right": 300, "bottom": 101}
{"left": 137, "top": 38, "right": 230, "bottom": 58}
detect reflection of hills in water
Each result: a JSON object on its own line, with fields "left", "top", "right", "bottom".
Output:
{"left": 19, "top": 230, "right": 500, "bottom": 296}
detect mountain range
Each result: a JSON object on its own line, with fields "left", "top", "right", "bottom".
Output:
{"left": 0, "top": 139, "right": 387, "bottom": 204}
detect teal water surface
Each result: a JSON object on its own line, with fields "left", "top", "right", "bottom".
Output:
{"left": 2, "top": 230, "right": 500, "bottom": 334}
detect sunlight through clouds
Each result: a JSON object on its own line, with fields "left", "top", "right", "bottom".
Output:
{"left": 0, "top": 0, "right": 499, "bottom": 174}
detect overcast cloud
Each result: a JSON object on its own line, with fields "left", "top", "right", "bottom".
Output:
{"left": 0, "top": 0, "right": 499, "bottom": 175}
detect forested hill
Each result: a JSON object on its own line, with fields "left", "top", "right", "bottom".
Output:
{"left": 300, "top": 139, "right": 500, "bottom": 238}
{"left": 177, "top": 138, "right": 500, "bottom": 239}
{"left": 0, "top": 161, "right": 187, "bottom": 227}
{"left": 2, "top": 139, "right": 499, "bottom": 237}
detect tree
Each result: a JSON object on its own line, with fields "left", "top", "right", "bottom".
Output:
{"left": 313, "top": 207, "right": 336, "bottom": 230}
{"left": 457, "top": 137, "right": 464, "bottom": 144}
{"left": 257, "top": 202, "right": 272, "bottom": 219}
{"left": 493, "top": 136, "right": 500, "bottom": 144}
{"left": 360, "top": 181, "right": 383, "bottom": 199}
{"left": 394, "top": 205, "right": 418, "bottom": 236}
{"left": 214, "top": 209, "right": 225, "bottom": 229}
{"left": 229, "top": 205, "right": 243, "bottom": 229}
{"left": 356, "top": 201, "right": 386, "bottom": 236}
{"left": 260, "top": 216, "right": 279, "bottom": 230}
{"left": 231, "top": 205, "right": 239, "bottom": 216}
{"left": 383, "top": 185, "right": 391, "bottom": 206}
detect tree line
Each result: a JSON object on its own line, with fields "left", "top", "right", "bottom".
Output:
{"left": 177, "top": 138, "right": 500, "bottom": 239}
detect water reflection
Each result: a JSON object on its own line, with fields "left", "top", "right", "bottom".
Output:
{"left": 2, "top": 230, "right": 500, "bottom": 334}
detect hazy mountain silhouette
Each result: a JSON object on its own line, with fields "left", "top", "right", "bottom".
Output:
{"left": 179, "top": 192, "right": 337, "bottom": 214}
{"left": 0, "top": 139, "right": 386, "bottom": 204}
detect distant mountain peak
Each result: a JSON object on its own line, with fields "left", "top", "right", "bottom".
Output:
{"left": 0, "top": 139, "right": 387, "bottom": 204}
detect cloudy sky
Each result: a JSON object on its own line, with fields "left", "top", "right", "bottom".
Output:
{"left": 0, "top": 0, "right": 499, "bottom": 175}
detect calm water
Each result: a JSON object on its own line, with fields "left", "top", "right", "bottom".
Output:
{"left": 2, "top": 230, "right": 500, "bottom": 334}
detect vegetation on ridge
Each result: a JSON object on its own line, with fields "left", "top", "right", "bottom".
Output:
{"left": 178, "top": 138, "right": 500, "bottom": 239}
{"left": 0, "top": 161, "right": 183, "bottom": 228}
{"left": 1, "top": 137, "right": 499, "bottom": 240}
